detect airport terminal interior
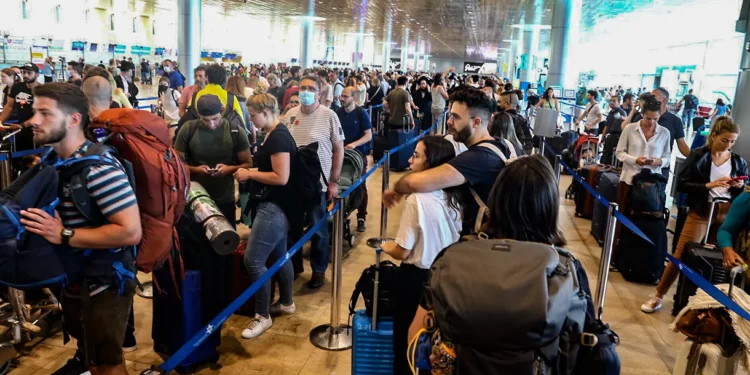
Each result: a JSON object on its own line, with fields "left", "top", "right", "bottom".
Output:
{"left": 1, "top": 0, "right": 750, "bottom": 374}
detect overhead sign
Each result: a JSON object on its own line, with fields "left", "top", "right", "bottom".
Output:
{"left": 463, "top": 61, "right": 484, "bottom": 73}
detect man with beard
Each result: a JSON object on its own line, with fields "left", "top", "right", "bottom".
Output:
{"left": 178, "top": 65, "right": 207, "bottom": 117}
{"left": 383, "top": 87, "right": 520, "bottom": 235}
{"left": 0, "top": 63, "right": 42, "bottom": 153}
{"left": 21, "top": 81, "right": 140, "bottom": 375}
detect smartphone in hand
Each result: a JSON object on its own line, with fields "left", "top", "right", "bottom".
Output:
{"left": 732, "top": 175, "right": 749, "bottom": 183}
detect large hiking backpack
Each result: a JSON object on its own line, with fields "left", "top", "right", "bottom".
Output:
{"left": 89, "top": 108, "right": 189, "bottom": 274}
{"left": 427, "top": 239, "right": 588, "bottom": 374}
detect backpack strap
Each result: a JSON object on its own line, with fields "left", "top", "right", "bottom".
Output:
{"left": 469, "top": 141, "right": 517, "bottom": 233}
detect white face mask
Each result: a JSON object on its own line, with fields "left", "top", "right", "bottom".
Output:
{"left": 299, "top": 91, "right": 316, "bottom": 106}
{"left": 164, "top": 66, "right": 172, "bottom": 73}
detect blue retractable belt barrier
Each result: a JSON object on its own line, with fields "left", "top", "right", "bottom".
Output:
{"left": 136, "top": 96, "right": 159, "bottom": 101}
{"left": 0, "top": 147, "right": 51, "bottom": 161}
{"left": 543, "top": 141, "right": 750, "bottom": 322}
{"left": 153, "top": 111, "right": 447, "bottom": 373}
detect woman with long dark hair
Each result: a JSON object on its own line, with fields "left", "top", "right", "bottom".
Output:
{"left": 537, "top": 87, "right": 560, "bottom": 111}
{"left": 1, "top": 68, "right": 20, "bottom": 110}
{"left": 431, "top": 73, "right": 449, "bottom": 134}
{"left": 381, "top": 136, "right": 463, "bottom": 375}
{"left": 488, "top": 111, "right": 523, "bottom": 150}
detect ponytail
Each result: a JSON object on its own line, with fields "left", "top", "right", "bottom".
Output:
{"left": 706, "top": 116, "right": 740, "bottom": 150}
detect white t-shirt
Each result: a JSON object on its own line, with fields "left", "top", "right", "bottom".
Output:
{"left": 709, "top": 158, "right": 732, "bottom": 199}
{"left": 583, "top": 102, "right": 602, "bottom": 131}
{"left": 160, "top": 88, "right": 181, "bottom": 125}
{"left": 395, "top": 191, "right": 462, "bottom": 269}
{"left": 284, "top": 105, "right": 344, "bottom": 192}
{"left": 444, "top": 134, "right": 468, "bottom": 156}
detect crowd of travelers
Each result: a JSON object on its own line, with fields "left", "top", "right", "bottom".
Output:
{"left": 0, "top": 57, "right": 748, "bottom": 375}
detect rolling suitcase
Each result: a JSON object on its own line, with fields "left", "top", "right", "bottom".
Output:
{"left": 576, "top": 164, "right": 609, "bottom": 218}
{"left": 591, "top": 171, "right": 620, "bottom": 246}
{"left": 672, "top": 198, "right": 736, "bottom": 316}
{"left": 672, "top": 266, "right": 745, "bottom": 375}
{"left": 351, "top": 248, "right": 395, "bottom": 375}
{"left": 152, "top": 267, "right": 220, "bottom": 374}
{"left": 231, "top": 240, "right": 257, "bottom": 317}
{"left": 616, "top": 214, "right": 668, "bottom": 285}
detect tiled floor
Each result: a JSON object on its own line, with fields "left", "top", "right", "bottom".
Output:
{"left": 4, "top": 84, "right": 686, "bottom": 374}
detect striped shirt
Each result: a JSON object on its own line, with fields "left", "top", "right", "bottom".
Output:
{"left": 58, "top": 141, "right": 137, "bottom": 228}
{"left": 284, "top": 105, "right": 345, "bottom": 192}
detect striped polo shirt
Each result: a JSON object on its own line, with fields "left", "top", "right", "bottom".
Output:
{"left": 58, "top": 141, "right": 137, "bottom": 229}
{"left": 284, "top": 105, "right": 345, "bottom": 192}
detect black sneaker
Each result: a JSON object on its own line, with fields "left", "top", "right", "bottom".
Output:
{"left": 51, "top": 356, "right": 90, "bottom": 375}
{"left": 357, "top": 218, "right": 366, "bottom": 233}
{"left": 123, "top": 331, "right": 137, "bottom": 353}
{"left": 306, "top": 272, "right": 326, "bottom": 289}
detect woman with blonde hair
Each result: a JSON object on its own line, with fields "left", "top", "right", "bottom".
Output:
{"left": 641, "top": 116, "right": 748, "bottom": 313}
{"left": 234, "top": 93, "right": 297, "bottom": 339}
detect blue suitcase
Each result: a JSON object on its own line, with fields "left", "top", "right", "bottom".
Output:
{"left": 152, "top": 268, "right": 220, "bottom": 374}
{"left": 351, "top": 248, "right": 395, "bottom": 375}
{"left": 386, "top": 121, "right": 418, "bottom": 172}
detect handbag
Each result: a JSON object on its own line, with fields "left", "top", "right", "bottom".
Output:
{"left": 675, "top": 308, "right": 734, "bottom": 344}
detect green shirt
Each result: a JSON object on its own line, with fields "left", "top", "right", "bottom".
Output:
{"left": 175, "top": 119, "right": 250, "bottom": 204}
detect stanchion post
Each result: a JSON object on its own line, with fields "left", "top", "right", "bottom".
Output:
{"left": 554, "top": 155, "right": 562, "bottom": 182}
{"left": 594, "top": 202, "right": 619, "bottom": 320}
{"left": 539, "top": 136, "right": 546, "bottom": 156}
{"left": 309, "top": 196, "right": 352, "bottom": 351}
{"left": 367, "top": 150, "right": 394, "bottom": 248}
{"left": 0, "top": 151, "right": 11, "bottom": 189}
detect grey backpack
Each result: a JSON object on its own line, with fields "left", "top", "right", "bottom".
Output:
{"left": 427, "top": 238, "right": 588, "bottom": 374}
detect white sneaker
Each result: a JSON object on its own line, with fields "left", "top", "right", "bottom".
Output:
{"left": 269, "top": 302, "right": 296, "bottom": 316}
{"left": 241, "top": 314, "right": 273, "bottom": 339}
{"left": 640, "top": 296, "right": 663, "bottom": 313}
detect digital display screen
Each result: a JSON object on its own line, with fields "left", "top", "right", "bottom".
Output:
{"left": 72, "top": 41, "right": 85, "bottom": 51}
{"left": 90, "top": 43, "right": 98, "bottom": 52}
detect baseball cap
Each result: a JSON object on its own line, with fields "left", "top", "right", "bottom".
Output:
{"left": 19, "top": 63, "right": 39, "bottom": 73}
{"left": 197, "top": 95, "right": 222, "bottom": 117}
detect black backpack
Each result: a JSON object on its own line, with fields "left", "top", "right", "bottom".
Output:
{"left": 348, "top": 260, "right": 399, "bottom": 318}
{"left": 175, "top": 93, "right": 246, "bottom": 144}
{"left": 290, "top": 142, "right": 327, "bottom": 212}
{"left": 629, "top": 169, "right": 668, "bottom": 218}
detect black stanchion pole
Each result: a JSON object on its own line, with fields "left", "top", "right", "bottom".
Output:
{"left": 554, "top": 154, "right": 562, "bottom": 182}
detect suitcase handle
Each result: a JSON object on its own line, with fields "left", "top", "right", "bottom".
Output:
{"left": 727, "top": 265, "right": 747, "bottom": 299}
{"left": 371, "top": 247, "right": 382, "bottom": 330}
{"left": 702, "top": 197, "right": 732, "bottom": 245}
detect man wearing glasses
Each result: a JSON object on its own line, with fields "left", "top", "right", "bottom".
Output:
{"left": 284, "top": 76, "right": 345, "bottom": 289}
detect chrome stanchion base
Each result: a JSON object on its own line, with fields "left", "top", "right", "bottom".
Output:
{"left": 136, "top": 281, "right": 154, "bottom": 299}
{"left": 309, "top": 324, "right": 352, "bottom": 351}
{"left": 366, "top": 237, "right": 394, "bottom": 248}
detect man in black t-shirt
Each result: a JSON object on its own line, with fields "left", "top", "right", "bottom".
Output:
{"left": 0, "top": 63, "right": 41, "bottom": 152}
{"left": 677, "top": 88, "right": 699, "bottom": 130}
{"left": 383, "top": 87, "right": 519, "bottom": 235}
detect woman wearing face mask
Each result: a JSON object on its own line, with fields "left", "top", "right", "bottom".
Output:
{"left": 381, "top": 136, "right": 463, "bottom": 375}
{"left": 234, "top": 93, "right": 297, "bottom": 339}
{"left": 158, "top": 76, "right": 181, "bottom": 128}
{"left": 641, "top": 116, "right": 747, "bottom": 313}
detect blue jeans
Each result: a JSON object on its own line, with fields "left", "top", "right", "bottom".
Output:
{"left": 243, "top": 202, "right": 293, "bottom": 318}
{"left": 309, "top": 193, "right": 330, "bottom": 273}
{"left": 682, "top": 109, "right": 696, "bottom": 129}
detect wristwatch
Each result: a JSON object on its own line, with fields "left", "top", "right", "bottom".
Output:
{"left": 61, "top": 228, "right": 74, "bottom": 246}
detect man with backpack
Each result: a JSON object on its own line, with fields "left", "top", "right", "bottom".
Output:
{"left": 284, "top": 75, "right": 345, "bottom": 289}
{"left": 383, "top": 87, "right": 522, "bottom": 235}
{"left": 336, "top": 86, "right": 372, "bottom": 233}
{"left": 21, "top": 81, "right": 141, "bottom": 375}
{"left": 499, "top": 91, "right": 533, "bottom": 155}
{"left": 329, "top": 71, "right": 344, "bottom": 111}
{"left": 678, "top": 88, "right": 700, "bottom": 130}
{"left": 183, "top": 64, "right": 245, "bottom": 128}
{"left": 175, "top": 94, "right": 252, "bottom": 225}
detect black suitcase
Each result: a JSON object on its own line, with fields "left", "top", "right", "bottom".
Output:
{"left": 692, "top": 116, "right": 705, "bottom": 132}
{"left": 591, "top": 171, "right": 620, "bottom": 246}
{"left": 672, "top": 198, "right": 736, "bottom": 315}
{"left": 616, "top": 215, "right": 668, "bottom": 285}
{"left": 542, "top": 135, "right": 569, "bottom": 168}
{"left": 600, "top": 133, "right": 620, "bottom": 167}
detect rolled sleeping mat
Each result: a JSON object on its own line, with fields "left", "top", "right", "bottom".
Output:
{"left": 186, "top": 181, "right": 239, "bottom": 255}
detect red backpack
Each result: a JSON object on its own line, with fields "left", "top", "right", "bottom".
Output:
{"left": 89, "top": 108, "right": 189, "bottom": 275}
